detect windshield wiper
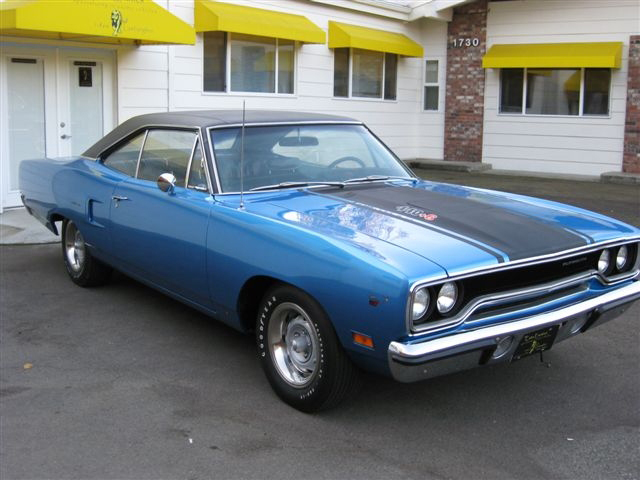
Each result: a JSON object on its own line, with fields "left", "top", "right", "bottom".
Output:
{"left": 250, "top": 181, "right": 345, "bottom": 192}
{"left": 344, "top": 175, "right": 418, "bottom": 184}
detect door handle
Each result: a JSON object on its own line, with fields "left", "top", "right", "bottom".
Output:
{"left": 112, "top": 195, "right": 129, "bottom": 207}
{"left": 60, "top": 134, "right": 72, "bottom": 139}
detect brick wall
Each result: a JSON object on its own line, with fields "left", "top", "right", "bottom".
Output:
{"left": 443, "top": 0, "right": 488, "bottom": 163}
{"left": 623, "top": 36, "right": 640, "bottom": 173}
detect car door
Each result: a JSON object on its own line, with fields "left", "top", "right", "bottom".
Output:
{"left": 109, "top": 129, "right": 213, "bottom": 307}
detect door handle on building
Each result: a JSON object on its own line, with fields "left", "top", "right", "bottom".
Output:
{"left": 60, "top": 134, "right": 72, "bottom": 139}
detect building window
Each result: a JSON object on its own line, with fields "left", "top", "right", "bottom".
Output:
{"left": 333, "top": 48, "right": 397, "bottom": 100}
{"left": 423, "top": 59, "right": 439, "bottom": 111}
{"left": 499, "top": 68, "right": 611, "bottom": 116}
{"left": 203, "top": 32, "right": 294, "bottom": 94}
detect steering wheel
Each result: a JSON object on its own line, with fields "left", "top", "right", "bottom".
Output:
{"left": 328, "top": 156, "right": 366, "bottom": 169}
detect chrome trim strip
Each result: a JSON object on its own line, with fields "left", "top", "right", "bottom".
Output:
{"left": 210, "top": 178, "right": 417, "bottom": 196}
{"left": 195, "top": 129, "right": 214, "bottom": 194}
{"left": 391, "top": 280, "right": 640, "bottom": 362}
{"left": 205, "top": 126, "right": 223, "bottom": 193}
{"left": 133, "top": 130, "right": 148, "bottom": 180}
{"left": 185, "top": 136, "right": 198, "bottom": 189}
{"left": 207, "top": 121, "right": 363, "bottom": 130}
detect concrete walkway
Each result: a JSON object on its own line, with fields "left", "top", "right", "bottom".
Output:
{"left": 0, "top": 208, "right": 58, "bottom": 245}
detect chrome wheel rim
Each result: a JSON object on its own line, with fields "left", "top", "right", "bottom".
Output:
{"left": 64, "top": 222, "right": 86, "bottom": 273}
{"left": 267, "top": 302, "right": 319, "bottom": 388}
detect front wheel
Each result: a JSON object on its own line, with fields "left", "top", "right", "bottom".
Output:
{"left": 257, "top": 285, "right": 360, "bottom": 412}
{"left": 61, "top": 219, "right": 112, "bottom": 287}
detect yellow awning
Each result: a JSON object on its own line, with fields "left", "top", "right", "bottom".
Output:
{"left": 195, "top": 0, "right": 325, "bottom": 44}
{"left": 482, "top": 42, "right": 623, "bottom": 68}
{"left": 0, "top": 0, "right": 195, "bottom": 45}
{"left": 328, "top": 21, "right": 423, "bottom": 57}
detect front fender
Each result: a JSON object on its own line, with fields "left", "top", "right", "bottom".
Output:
{"left": 205, "top": 199, "right": 446, "bottom": 369}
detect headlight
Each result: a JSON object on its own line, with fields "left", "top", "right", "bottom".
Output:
{"left": 616, "top": 245, "right": 628, "bottom": 270}
{"left": 412, "top": 287, "right": 430, "bottom": 321}
{"left": 597, "top": 250, "right": 610, "bottom": 274}
{"left": 436, "top": 282, "right": 458, "bottom": 314}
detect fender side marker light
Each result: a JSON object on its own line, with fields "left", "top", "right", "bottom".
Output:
{"left": 352, "top": 332, "right": 374, "bottom": 349}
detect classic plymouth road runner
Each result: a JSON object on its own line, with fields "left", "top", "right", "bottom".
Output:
{"left": 20, "top": 111, "right": 640, "bottom": 412}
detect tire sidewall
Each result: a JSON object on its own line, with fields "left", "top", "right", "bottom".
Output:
{"left": 257, "top": 286, "right": 338, "bottom": 412}
{"left": 61, "top": 219, "right": 88, "bottom": 284}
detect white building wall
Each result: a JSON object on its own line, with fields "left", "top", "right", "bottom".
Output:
{"left": 483, "top": 0, "right": 639, "bottom": 176}
{"left": 418, "top": 19, "right": 448, "bottom": 160}
{"left": 115, "top": 0, "right": 446, "bottom": 161}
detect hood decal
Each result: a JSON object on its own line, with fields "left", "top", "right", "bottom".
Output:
{"left": 316, "top": 184, "right": 589, "bottom": 262}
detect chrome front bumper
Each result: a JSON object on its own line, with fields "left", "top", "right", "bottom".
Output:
{"left": 388, "top": 281, "right": 640, "bottom": 383}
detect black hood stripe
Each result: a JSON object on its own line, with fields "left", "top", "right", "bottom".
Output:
{"left": 317, "top": 184, "right": 588, "bottom": 261}
{"left": 315, "top": 192, "right": 507, "bottom": 262}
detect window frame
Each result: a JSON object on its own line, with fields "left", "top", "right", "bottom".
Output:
{"left": 423, "top": 58, "right": 440, "bottom": 112}
{"left": 100, "top": 126, "right": 212, "bottom": 193}
{"left": 497, "top": 67, "right": 612, "bottom": 118}
{"left": 332, "top": 48, "right": 398, "bottom": 102}
{"left": 202, "top": 32, "right": 297, "bottom": 96}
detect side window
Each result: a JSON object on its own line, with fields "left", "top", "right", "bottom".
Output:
{"left": 187, "top": 140, "right": 208, "bottom": 192}
{"left": 102, "top": 132, "right": 145, "bottom": 177}
{"left": 137, "top": 129, "right": 197, "bottom": 185}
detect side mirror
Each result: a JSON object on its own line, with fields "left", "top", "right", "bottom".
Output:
{"left": 157, "top": 173, "right": 176, "bottom": 194}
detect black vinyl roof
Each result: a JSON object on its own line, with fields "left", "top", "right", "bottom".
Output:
{"left": 83, "top": 110, "right": 360, "bottom": 158}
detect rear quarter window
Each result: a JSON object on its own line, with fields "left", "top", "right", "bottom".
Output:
{"left": 102, "top": 132, "right": 145, "bottom": 177}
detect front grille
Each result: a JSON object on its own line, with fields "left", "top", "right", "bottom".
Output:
{"left": 468, "top": 283, "right": 588, "bottom": 322}
{"left": 461, "top": 250, "right": 600, "bottom": 301}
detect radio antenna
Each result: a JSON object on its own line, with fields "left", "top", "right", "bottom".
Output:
{"left": 239, "top": 100, "right": 246, "bottom": 210}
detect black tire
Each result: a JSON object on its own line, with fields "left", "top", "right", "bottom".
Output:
{"left": 61, "top": 219, "right": 112, "bottom": 287}
{"left": 257, "top": 284, "right": 360, "bottom": 412}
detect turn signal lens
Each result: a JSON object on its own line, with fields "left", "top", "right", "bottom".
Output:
{"left": 597, "top": 250, "right": 610, "bottom": 274}
{"left": 616, "top": 245, "right": 628, "bottom": 271}
{"left": 352, "top": 332, "right": 374, "bottom": 349}
{"left": 437, "top": 282, "right": 458, "bottom": 314}
{"left": 412, "top": 287, "right": 430, "bottom": 321}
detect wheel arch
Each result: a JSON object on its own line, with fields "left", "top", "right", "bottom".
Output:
{"left": 48, "top": 213, "right": 65, "bottom": 235}
{"left": 236, "top": 275, "right": 334, "bottom": 334}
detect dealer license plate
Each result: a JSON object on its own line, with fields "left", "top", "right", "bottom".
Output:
{"left": 511, "top": 325, "right": 559, "bottom": 362}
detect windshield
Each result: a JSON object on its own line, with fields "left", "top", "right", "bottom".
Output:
{"left": 210, "top": 124, "right": 413, "bottom": 192}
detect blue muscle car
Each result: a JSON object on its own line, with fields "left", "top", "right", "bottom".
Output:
{"left": 19, "top": 110, "right": 640, "bottom": 412}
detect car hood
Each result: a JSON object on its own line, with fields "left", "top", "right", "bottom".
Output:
{"left": 250, "top": 181, "right": 638, "bottom": 276}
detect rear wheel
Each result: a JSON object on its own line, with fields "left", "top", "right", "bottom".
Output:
{"left": 61, "top": 219, "right": 112, "bottom": 287}
{"left": 257, "top": 285, "right": 360, "bottom": 412}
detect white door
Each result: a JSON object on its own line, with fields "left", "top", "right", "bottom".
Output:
{"left": 0, "top": 50, "right": 57, "bottom": 210}
{"left": 57, "top": 51, "right": 115, "bottom": 157}
{"left": 0, "top": 47, "right": 115, "bottom": 211}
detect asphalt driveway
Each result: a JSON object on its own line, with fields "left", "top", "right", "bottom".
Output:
{"left": 1, "top": 172, "right": 639, "bottom": 480}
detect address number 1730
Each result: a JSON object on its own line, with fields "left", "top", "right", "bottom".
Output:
{"left": 452, "top": 38, "right": 480, "bottom": 47}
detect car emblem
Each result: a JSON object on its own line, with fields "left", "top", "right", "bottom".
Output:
{"left": 396, "top": 205, "right": 438, "bottom": 222}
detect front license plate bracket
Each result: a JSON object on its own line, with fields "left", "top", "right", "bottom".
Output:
{"left": 511, "top": 325, "right": 559, "bottom": 362}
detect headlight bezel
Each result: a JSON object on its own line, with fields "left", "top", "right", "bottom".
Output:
{"left": 596, "top": 243, "right": 639, "bottom": 279}
{"left": 597, "top": 249, "right": 611, "bottom": 275}
{"left": 410, "top": 281, "right": 463, "bottom": 327}
{"left": 411, "top": 286, "right": 431, "bottom": 321}
{"left": 616, "top": 245, "right": 628, "bottom": 271}
{"left": 436, "top": 282, "right": 459, "bottom": 314}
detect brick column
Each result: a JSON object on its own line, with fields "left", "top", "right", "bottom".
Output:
{"left": 623, "top": 36, "right": 640, "bottom": 173}
{"left": 443, "top": 0, "right": 488, "bottom": 163}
